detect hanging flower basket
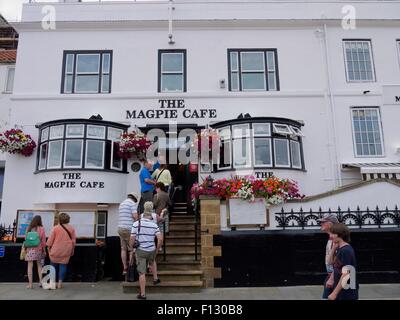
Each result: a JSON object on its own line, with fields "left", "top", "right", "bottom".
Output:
{"left": 0, "top": 129, "right": 37, "bottom": 157}
{"left": 117, "top": 131, "right": 152, "bottom": 160}
{"left": 192, "top": 128, "right": 220, "bottom": 156}
{"left": 191, "top": 176, "right": 304, "bottom": 207}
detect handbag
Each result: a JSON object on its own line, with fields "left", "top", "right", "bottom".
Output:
{"left": 24, "top": 231, "right": 40, "bottom": 248}
{"left": 20, "top": 245, "right": 27, "bottom": 261}
{"left": 127, "top": 255, "right": 139, "bottom": 282}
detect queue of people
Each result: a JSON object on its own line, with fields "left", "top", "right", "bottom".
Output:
{"left": 118, "top": 160, "right": 172, "bottom": 300}
{"left": 22, "top": 212, "right": 76, "bottom": 289}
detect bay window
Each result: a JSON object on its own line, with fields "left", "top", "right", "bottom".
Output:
{"left": 36, "top": 119, "right": 128, "bottom": 172}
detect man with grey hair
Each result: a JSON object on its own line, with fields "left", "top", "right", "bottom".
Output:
{"left": 130, "top": 201, "right": 163, "bottom": 300}
{"left": 318, "top": 213, "right": 339, "bottom": 299}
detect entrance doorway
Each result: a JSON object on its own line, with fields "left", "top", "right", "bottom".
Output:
{"left": 140, "top": 124, "right": 201, "bottom": 212}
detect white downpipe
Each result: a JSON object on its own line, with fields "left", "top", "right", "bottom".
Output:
{"left": 323, "top": 23, "right": 342, "bottom": 188}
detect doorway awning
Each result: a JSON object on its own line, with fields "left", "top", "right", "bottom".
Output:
{"left": 342, "top": 162, "right": 400, "bottom": 180}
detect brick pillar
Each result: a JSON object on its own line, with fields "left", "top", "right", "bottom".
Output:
{"left": 199, "top": 195, "right": 222, "bottom": 288}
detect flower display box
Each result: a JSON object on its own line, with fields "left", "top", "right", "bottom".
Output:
{"left": 227, "top": 198, "right": 269, "bottom": 227}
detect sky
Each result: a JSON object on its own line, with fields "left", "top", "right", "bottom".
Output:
{"left": 0, "top": 0, "right": 154, "bottom": 22}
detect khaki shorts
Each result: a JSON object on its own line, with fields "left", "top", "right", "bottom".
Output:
{"left": 118, "top": 228, "right": 132, "bottom": 251}
{"left": 135, "top": 248, "right": 156, "bottom": 275}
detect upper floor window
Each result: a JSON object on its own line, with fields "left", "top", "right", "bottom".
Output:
{"left": 61, "top": 51, "right": 112, "bottom": 94}
{"left": 397, "top": 40, "right": 400, "bottom": 69}
{"left": 351, "top": 108, "right": 384, "bottom": 157}
{"left": 215, "top": 119, "right": 304, "bottom": 171}
{"left": 4, "top": 66, "right": 15, "bottom": 93}
{"left": 343, "top": 40, "right": 375, "bottom": 82}
{"left": 37, "top": 120, "right": 127, "bottom": 172}
{"left": 158, "top": 50, "right": 186, "bottom": 92}
{"left": 228, "top": 49, "right": 279, "bottom": 91}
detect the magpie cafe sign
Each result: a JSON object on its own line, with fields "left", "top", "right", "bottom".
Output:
{"left": 126, "top": 99, "right": 217, "bottom": 119}
{"left": 44, "top": 173, "right": 105, "bottom": 189}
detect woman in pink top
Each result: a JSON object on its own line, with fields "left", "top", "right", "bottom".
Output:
{"left": 25, "top": 215, "right": 46, "bottom": 289}
{"left": 46, "top": 212, "right": 76, "bottom": 289}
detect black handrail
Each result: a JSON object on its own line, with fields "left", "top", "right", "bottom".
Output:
{"left": 163, "top": 219, "right": 166, "bottom": 261}
{"left": 194, "top": 200, "right": 200, "bottom": 261}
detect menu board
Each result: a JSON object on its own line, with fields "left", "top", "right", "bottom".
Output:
{"left": 228, "top": 198, "right": 268, "bottom": 226}
{"left": 16, "top": 210, "right": 56, "bottom": 238}
{"left": 63, "top": 211, "right": 95, "bottom": 238}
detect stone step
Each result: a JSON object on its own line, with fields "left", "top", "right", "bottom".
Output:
{"left": 167, "top": 230, "right": 197, "bottom": 237}
{"left": 170, "top": 216, "right": 196, "bottom": 222}
{"left": 156, "top": 260, "right": 202, "bottom": 271}
{"left": 165, "top": 237, "right": 200, "bottom": 245}
{"left": 168, "top": 224, "right": 199, "bottom": 231}
{"left": 164, "top": 246, "right": 201, "bottom": 254}
{"left": 144, "top": 270, "right": 203, "bottom": 282}
{"left": 122, "top": 280, "right": 203, "bottom": 293}
{"left": 157, "top": 252, "right": 200, "bottom": 261}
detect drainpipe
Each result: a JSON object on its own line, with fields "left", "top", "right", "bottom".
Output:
{"left": 322, "top": 23, "right": 342, "bottom": 188}
{"left": 168, "top": 0, "right": 175, "bottom": 44}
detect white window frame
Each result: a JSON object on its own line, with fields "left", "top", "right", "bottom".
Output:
{"left": 101, "top": 53, "right": 111, "bottom": 93}
{"left": 108, "top": 127, "right": 123, "bottom": 171}
{"left": 233, "top": 136, "right": 252, "bottom": 169}
{"left": 87, "top": 125, "right": 105, "bottom": 139}
{"left": 350, "top": 107, "right": 385, "bottom": 158}
{"left": 96, "top": 211, "right": 107, "bottom": 239}
{"left": 240, "top": 51, "right": 266, "bottom": 91}
{"left": 49, "top": 125, "right": 64, "bottom": 140}
{"left": 4, "top": 66, "right": 15, "bottom": 93}
{"left": 161, "top": 52, "right": 184, "bottom": 92}
{"left": 64, "top": 54, "right": 75, "bottom": 94}
{"left": 232, "top": 124, "right": 250, "bottom": 138}
{"left": 273, "top": 123, "right": 293, "bottom": 136}
{"left": 290, "top": 140, "right": 302, "bottom": 169}
{"left": 74, "top": 53, "right": 101, "bottom": 93}
{"left": 41, "top": 127, "right": 49, "bottom": 142}
{"left": 397, "top": 40, "right": 400, "bottom": 72}
{"left": 47, "top": 140, "right": 63, "bottom": 169}
{"left": 253, "top": 137, "right": 272, "bottom": 168}
{"left": 217, "top": 126, "right": 232, "bottom": 170}
{"left": 290, "top": 126, "right": 304, "bottom": 137}
{"left": 230, "top": 52, "right": 240, "bottom": 91}
{"left": 253, "top": 123, "right": 271, "bottom": 137}
{"left": 66, "top": 124, "right": 84, "bottom": 138}
{"left": 343, "top": 40, "right": 376, "bottom": 83}
{"left": 274, "top": 138, "right": 291, "bottom": 168}
{"left": 266, "top": 51, "right": 277, "bottom": 91}
{"left": 85, "top": 140, "right": 105, "bottom": 169}
{"left": 63, "top": 140, "right": 83, "bottom": 168}
{"left": 38, "top": 142, "right": 48, "bottom": 170}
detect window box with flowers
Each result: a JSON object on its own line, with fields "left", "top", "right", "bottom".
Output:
{"left": 191, "top": 175, "right": 304, "bottom": 227}
{"left": 0, "top": 129, "right": 37, "bottom": 157}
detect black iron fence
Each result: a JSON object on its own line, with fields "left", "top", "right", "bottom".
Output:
{"left": 275, "top": 206, "right": 400, "bottom": 230}
{"left": 0, "top": 220, "right": 16, "bottom": 242}
{"left": 194, "top": 200, "right": 200, "bottom": 261}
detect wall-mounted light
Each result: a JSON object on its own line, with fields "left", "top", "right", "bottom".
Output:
{"left": 219, "top": 79, "right": 226, "bottom": 88}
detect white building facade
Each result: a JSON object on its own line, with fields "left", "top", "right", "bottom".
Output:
{"left": 1, "top": 0, "right": 400, "bottom": 237}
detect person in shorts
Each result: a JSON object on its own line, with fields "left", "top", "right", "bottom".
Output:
{"left": 130, "top": 201, "right": 163, "bottom": 300}
{"left": 118, "top": 192, "right": 139, "bottom": 275}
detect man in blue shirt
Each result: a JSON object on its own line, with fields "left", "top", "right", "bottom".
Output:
{"left": 138, "top": 161, "right": 155, "bottom": 214}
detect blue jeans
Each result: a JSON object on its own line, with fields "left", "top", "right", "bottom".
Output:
{"left": 51, "top": 263, "right": 68, "bottom": 282}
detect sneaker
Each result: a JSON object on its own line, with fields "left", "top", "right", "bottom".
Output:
{"left": 153, "top": 278, "right": 161, "bottom": 285}
{"left": 137, "top": 294, "right": 146, "bottom": 300}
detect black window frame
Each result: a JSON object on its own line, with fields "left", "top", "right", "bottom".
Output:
{"left": 35, "top": 119, "right": 129, "bottom": 174}
{"left": 61, "top": 50, "right": 113, "bottom": 94}
{"left": 227, "top": 48, "right": 280, "bottom": 92}
{"left": 158, "top": 49, "right": 187, "bottom": 93}
{"left": 212, "top": 117, "right": 305, "bottom": 172}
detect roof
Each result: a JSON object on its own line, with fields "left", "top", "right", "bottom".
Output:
{"left": 0, "top": 50, "right": 16, "bottom": 63}
{"left": 342, "top": 162, "right": 400, "bottom": 168}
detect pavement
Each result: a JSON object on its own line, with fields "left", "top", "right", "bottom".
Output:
{"left": 0, "top": 282, "right": 400, "bottom": 300}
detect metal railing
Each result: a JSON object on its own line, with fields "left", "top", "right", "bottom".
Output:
{"left": 275, "top": 206, "right": 400, "bottom": 230}
{"left": 194, "top": 200, "right": 200, "bottom": 261}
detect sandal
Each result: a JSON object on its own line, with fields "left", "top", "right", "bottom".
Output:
{"left": 153, "top": 278, "right": 161, "bottom": 285}
{"left": 137, "top": 294, "right": 146, "bottom": 300}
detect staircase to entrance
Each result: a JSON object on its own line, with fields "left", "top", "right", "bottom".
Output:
{"left": 122, "top": 202, "right": 203, "bottom": 293}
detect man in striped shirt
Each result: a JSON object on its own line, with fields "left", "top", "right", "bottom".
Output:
{"left": 118, "top": 192, "right": 139, "bottom": 276}
{"left": 130, "top": 201, "right": 163, "bottom": 300}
